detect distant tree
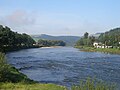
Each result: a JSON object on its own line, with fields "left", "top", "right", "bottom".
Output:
{"left": 38, "top": 39, "right": 66, "bottom": 46}
{"left": 75, "top": 32, "right": 95, "bottom": 47}
{"left": 84, "top": 32, "right": 89, "bottom": 39}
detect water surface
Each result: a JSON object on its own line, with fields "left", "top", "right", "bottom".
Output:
{"left": 6, "top": 47, "right": 120, "bottom": 87}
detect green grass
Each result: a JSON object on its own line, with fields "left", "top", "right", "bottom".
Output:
{"left": 75, "top": 46, "right": 120, "bottom": 54}
{"left": 0, "top": 78, "right": 116, "bottom": 90}
{"left": 0, "top": 83, "right": 67, "bottom": 90}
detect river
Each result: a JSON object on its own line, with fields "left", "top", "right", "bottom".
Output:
{"left": 6, "top": 47, "right": 120, "bottom": 87}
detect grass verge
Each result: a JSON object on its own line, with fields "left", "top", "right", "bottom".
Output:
{"left": 75, "top": 46, "right": 120, "bottom": 54}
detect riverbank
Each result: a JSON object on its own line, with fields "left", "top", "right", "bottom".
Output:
{"left": 41, "top": 46, "right": 63, "bottom": 48}
{"left": 0, "top": 45, "right": 40, "bottom": 53}
{"left": 0, "top": 52, "right": 67, "bottom": 90}
{"left": 75, "top": 46, "right": 120, "bottom": 54}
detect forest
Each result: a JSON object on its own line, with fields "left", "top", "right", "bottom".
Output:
{"left": 38, "top": 39, "right": 66, "bottom": 47}
{"left": 98, "top": 28, "right": 120, "bottom": 47}
{"left": 0, "top": 25, "right": 36, "bottom": 52}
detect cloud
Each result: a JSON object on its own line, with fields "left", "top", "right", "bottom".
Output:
{"left": 0, "top": 10, "right": 104, "bottom": 36}
{"left": 0, "top": 10, "right": 36, "bottom": 28}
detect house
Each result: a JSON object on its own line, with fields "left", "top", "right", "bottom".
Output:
{"left": 93, "top": 42, "right": 112, "bottom": 48}
{"left": 93, "top": 42, "right": 99, "bottom": 46}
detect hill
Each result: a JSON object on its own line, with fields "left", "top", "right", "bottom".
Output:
{"left": 31, "top": 34, "right": 80, "bottom": 46}
{"left": 98, "top": 28, "right": 120, "bottom": 46}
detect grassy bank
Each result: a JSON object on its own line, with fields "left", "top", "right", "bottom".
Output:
{"left": 75, "top": 46, "right": 120, "bottom": 54}
{"left": 0, "top": 78, "right": 116, "bottom": 90}
{"left": 0, "top": 83, "right": 67, "bottom": 90}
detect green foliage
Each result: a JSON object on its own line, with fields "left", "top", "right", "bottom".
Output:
{"left": 0, "top": 52, "right": 34, "bottom": 83}
{"left": 0, "top": 52, "right": 11, "bottom": 82}
{"left": 0, "top": 83, "right": 67, "bottom": 90}
{"left": 98, "top": 28, "right": 120, "bottom": 46}
{"left": 71, "top": 78, "right": 116, "bottom": 90}
{"left": 31, "top": 34, "right": 80, "bottom": 46}
{"left": 0, "top": 25, "right": 36, "bottom": 52}
{"left": 84, "top": 32, "right": 89, "bottom": 39}
{"left": 38, "top": 39, "right": 66, "bottom": 46}
{"left": 75, "top": 32, "right": 95, "bottom": 47}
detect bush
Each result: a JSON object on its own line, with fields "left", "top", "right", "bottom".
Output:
{"left": 0, "top": 52, "right": 11, "bottom": 82}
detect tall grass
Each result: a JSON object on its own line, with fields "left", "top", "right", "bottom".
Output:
{"left": 71, "top": 78, "right": 116, "bottom": 90}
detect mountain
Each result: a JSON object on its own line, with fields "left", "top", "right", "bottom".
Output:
{"left": 31, "top": 34, "right": 81, "bottom": 46}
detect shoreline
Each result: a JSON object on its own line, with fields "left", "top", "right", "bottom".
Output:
{"left": 75, "top": 46, "right": 120, "bottom": 55}
{"left": 41, "top": 46, "right": 63, "bottom": 48}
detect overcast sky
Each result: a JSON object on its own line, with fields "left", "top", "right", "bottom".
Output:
{"left": 0, "top": 0, "right": 120, "bottom": 36}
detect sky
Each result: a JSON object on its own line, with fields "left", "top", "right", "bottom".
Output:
{"left": 0, "top": 0, "right": 120, "bottom": 36}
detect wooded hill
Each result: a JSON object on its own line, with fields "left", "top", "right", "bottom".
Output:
{"left": 98, "top": 28, "right": 120, "bottom": 46}
{"left": 76, "top": 27, "right": 120, "bottom": 47}
{"left": 0, "top": 25, "right": 36, "bottom": 52}
{"left": 32, "top": 34, "right": 80, "bottom": 46}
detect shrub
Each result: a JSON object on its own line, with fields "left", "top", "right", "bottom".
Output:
{"left": 0, "top": 52, "right": 11, "bottom": 82}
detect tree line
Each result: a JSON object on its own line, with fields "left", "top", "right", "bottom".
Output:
{"left": 38, "top": 39, "right": 66, "bottom": 47}
{"left": 75, "top": 32, "right": 96, "bottom": 47}
{"left": 98, "top": 28, "right": 120, "bottom": 47}
{"left": 76, "top": 28, "right": 120, "bottom": 48}
{"left": 0, "top": 25, "right": 36, "bottom": 52}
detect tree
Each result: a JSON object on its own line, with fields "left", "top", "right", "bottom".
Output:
{"left": 84, "top": 32, "right": 89, "bottom": 39}
{"left": 38, "top": 39, "right": 66, "bottom": 46}
{"left": 75, "top": 32, "right": 95, "bottom": 47}
{"left": 0, "top": 25, "right": 36, "bottom": 51}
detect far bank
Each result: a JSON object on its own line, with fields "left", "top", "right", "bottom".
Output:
{"left": 75, "top": 46, "right": 120, "bottom": 54}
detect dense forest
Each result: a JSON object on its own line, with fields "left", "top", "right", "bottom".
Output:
{"left": 38, "top": 39, "right": 66, "bottom": 47}
{"left": 76, "top": 28, "right": 120, "bottom": 48}
{"left": 98, "top": 28, "right": 120, "bottom": 46}
{"left": 0, "top": 25, "right": 36, "bottom": 52}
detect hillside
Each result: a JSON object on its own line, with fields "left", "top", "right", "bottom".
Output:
{"left": 98, "top": 28, "right": 120, "bottom": 46}
{"left": 31, "top": 34, "right": 80, "bottom": 46}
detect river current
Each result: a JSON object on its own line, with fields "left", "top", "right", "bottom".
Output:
{"left": 6, "top": 47, "right": 120, "bottom": 87}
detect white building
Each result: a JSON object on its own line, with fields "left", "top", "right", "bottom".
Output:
{"left": 93, "top": 42, "right": 112, "bottom": 48}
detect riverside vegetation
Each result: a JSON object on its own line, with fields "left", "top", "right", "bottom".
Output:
{"left": 0, "top": 25, "right": 38, "bottom": 52}
{"left": 0, "top": 25, "right": 117, "bottom": 90}
{"left": 75, "top": 28, "right": 120, "bottom": 54}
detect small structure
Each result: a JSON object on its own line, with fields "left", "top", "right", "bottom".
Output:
{"left": 93, "top": 42, "right": 99, "bottom": 46}
{"left": 93, "top": 42, "right": 112, "bottom": 48}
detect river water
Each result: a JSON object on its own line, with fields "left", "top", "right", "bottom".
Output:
{"left": 6, "top": 47, "right": 120, "bottom": 87}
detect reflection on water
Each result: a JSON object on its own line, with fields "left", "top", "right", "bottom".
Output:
{"left": 6, "top": 47, "right": 120, "bottom": 87}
